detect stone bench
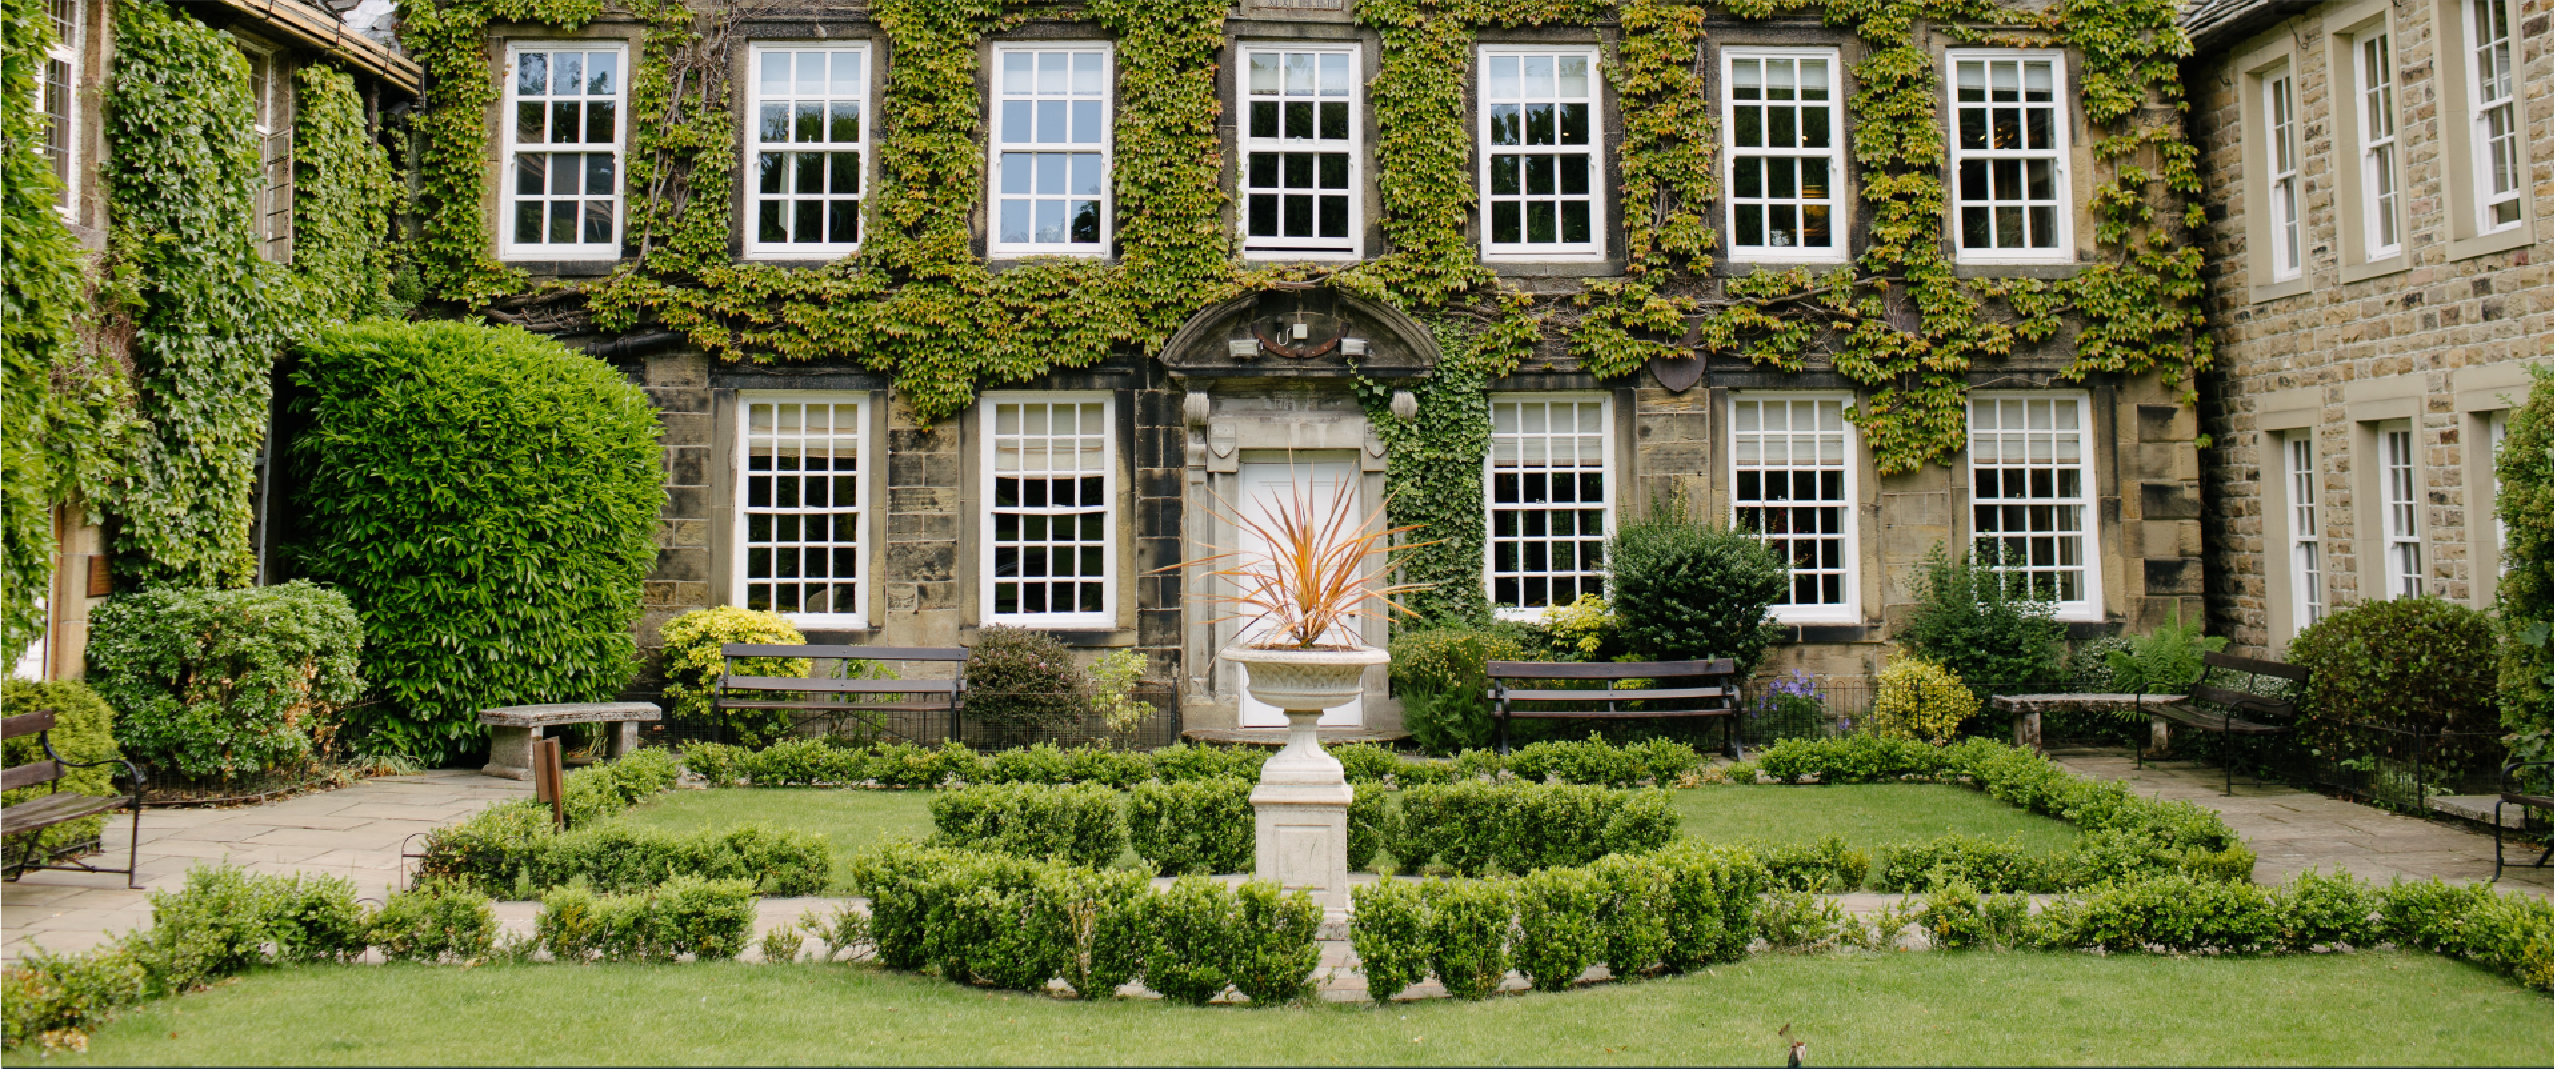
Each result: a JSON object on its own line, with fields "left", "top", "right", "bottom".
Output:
{"left": 480, "top": 702, "right": 661, "bottom": 781}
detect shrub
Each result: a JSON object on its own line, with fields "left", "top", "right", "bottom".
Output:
{"left": 1149, "top": 742, "right": 1267, "bottom": 783}
{"left": 1750, "top": 833, "right": 1870, "bottom": 892}
{"left": 2103, "top": 608, "right": 2227, "bottom": 694}
{"left": 1388, "top": 624, "right": 1536, "bottom": 753}
{"left": 130, "top": 865, "right": 276, "bottom": 988}
{"left": 1755, "top": 733, "right": 1945, "bottom": 783}
{"left": 1047, "top": 864, "right": 1150, "bottom": 997}
{"left": 535, "top": 885, "right": 608, "bottom": 962}
{"left": 1747, "top": 670, "right": 1830, "bottom": 744}
{"left": 417, "top": 806, "right": 828, "bottom": 896}
{"left": 288, "top": 320, "right": 663, "bottom": 763}
{"left": 1867, "top": 655, "right": 1978, "bottom": 743}
{"left": 1347, "top": 879, "right": 1431, "bottom": 1002}
{"left": 1513, "top": 866, "right": 1605, "bottom": 992}
{"left": 2377, "top": 877, "right": 2499, "bottom": 957}
{"left": 965, "top": 625, "right": 1091, "bottom": 731}
{"left": 655, "top": 606, "right": 808, "bottom": 748}
{"left": 929, "top": 782, "right": 1126, "bottom": 869}
{"left": 847, "top": 843, "right": 1146, "bottom": 994}
{"left": 1755, "top": 889, "right": 1854, "bottom": 952}
{"left": 1227, "top": 880, "right": 1323, "bottom": 1005}
{"left": 0, "top": 680, "right": 123, "bottom": 859}
{"left": 1605, "top": 509, "right": 1786, "bottom": 671}
{"left": 1348, "top": 783, "right": 1395, "bottom": 873}
{"left": 1141, "top": 876, "right": 1237, "bottom": 1005}
{"left": 1391, "top": 781, "right": 1677, "bottom": 876}
{"left": 1916, "top": 881, "right": 2036, "bottom": 951}
{"left": 85, "top": 581, "right": 363, "bottom": 779}
{"left": 982, "top": 741, "right": 1154, "bottom": 788}
{"left": 2272, "top": 868, "right": 2379, "bottom": 950}
{"left": 1088, "top": 648, "right": 1157, "bottom": 734}
{"left": 1424, "top": 879, "right": 1512, "bottom": 1000}
{"left": 559, "top": 748, "right": 682, "bottom": 827}
{"left": 1654, "top": 842, "right": 1768, "bottom": 970}
{"left": 1127, "top": 777, "right": 1253, "bottom": 876}
{"left": 1895, "top": 544, "right": 2065, "bottom": 691}
{"left": 2, "top": 947, "right": 147, "bottom": 1052}
{"left": 759, "top": 923, "right": 807, "bottom": 964}
{"left": 2063, "top": 873, "right": 2277, "bottom": 952}
{"left": 2462, "top": 891, "right": 2554, "bottom": 992}
{"left": 1875, "top": 834, "right": 2055, "bottom": 893}
{"left": 846, "top": 841, "right": 957, "bottom": 970}
{"left": 1330, "top": 742, "right": 1402, "bottom": 784}
{"left": 2287, "top": 598, "right": 2502, "bottom": 781}
{"left": 2496, "top": 363, "right": 2554, "bottom": 738}
{"left": 369, "top": 882, "right": 498, "bottom": 964}
{"left": 264, "top": 873, "right": 370, "bottom": 963}
{"left": 1588, "top": 851, "right": 1673, "bottom": 978}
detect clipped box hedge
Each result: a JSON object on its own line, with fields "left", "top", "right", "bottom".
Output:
{"left": 928, "top": 782, "right": 1127, "bottom": 869}
{"left": 1389, "top": 781, "right": 1678, "bottom": 876}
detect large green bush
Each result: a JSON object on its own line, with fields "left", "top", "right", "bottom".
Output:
{"left": 1387, "top": 623, "right": 1537, "bottom": 753}
{"left": 964, "top": 625, "right": 1092, "bottom": 731}
{"left": 287, "top": 320, "right": 664, "bottom": 762}
{"left": 1895, "top": 544, "right": 2065, "bottom": 691}
{"left": 2497, "top": 364, "right": 2554, "bottom": 738}
{"left": 1603, "top": 509, "right": 1786, "bottom": 671}
{"left": 85, "top": 581, "right": 363, "bottom": 779}
{"left": 2287, "top": 598, "right": 2501, "bottom": 780}
{"left": 0, "top": 681, "right": 123, "bottom": 858}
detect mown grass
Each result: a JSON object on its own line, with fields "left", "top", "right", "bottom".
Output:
{"left": 20, "top": 952, "right": 2548, "bottom": 1066}
{"left": 601, "top": 784, "right": 2079, "bottom": 891}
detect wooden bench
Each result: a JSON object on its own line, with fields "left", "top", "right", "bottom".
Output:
{"left": 714, "top": 645, "right": 969, "bottom": 744}
{"left": 1486, "top": 659, "right": 1741, "bottom": 756}
{"left": 2497, "top": 759, "right": 2553, "bottom": 882}
{"left": 2143, "top": 651, "right": 2310, "bottom": 796}
{"left": 2, "top": 709, "right": 144, "bottom": 888}
{"left": 480, "top": 702, "right": 661, "bottom": 780}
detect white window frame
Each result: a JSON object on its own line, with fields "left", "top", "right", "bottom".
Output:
{"left": 2284, "top": 434, "right": 2324, "bottom": 631}
{"left": 2487, "top": 410, "right": 2510, "bottom": 577}
{"left": 1729, "top": 393, "right": 1858, "bottom": 623}
{"left": 1946, "top": 49, "right": 2072, "bottom": 265}
{"left": 239, "top": 37, "right": 293, "bottom": 263}
{"left": 1477, "top": 44, "right": 1606, "bottom": 262}
{"left": 980, "top": 391, "right": 1117, "bottom": 629}
{"left": 1236, "top": 42, "right": 1362, "bottom": 260}
{"left": 2354, "top": 31, "right": 2402, "bottom": 260}
{"left": 499, "top": 40, "right": 629, "bottom": 261}
{"left": 2263, "top": 67, "right": 2303, "bottom": 281}
{"left": 1967, "top": 392, "right": 2101, "bottom": 620}
{"left": 40, "top": 0, "right": 78, "bottom": 217}
{"left": 734, "top": 392, "right": 872, "bottom": 629}
{"left": 1721, "top": 47, "right": 1846, "bottom": 264}
{"left": 1484, "top": 394, "right": 1615, "bottom": 621}
{"left": 742, "top": 41, "right": 871, "bottom": 260}
{"left": 987, "top": 43, "right": 1113, "bottom": 259}
{"left": 2466, "top": 0, "right": 2523, "bottom": 234}
{"left": 2380, "top": 422, "right": 2422, "bottom": 599}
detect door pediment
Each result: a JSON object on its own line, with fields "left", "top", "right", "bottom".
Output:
{"left": 1160, "top": 285, "right": 1441, "bottom": 379}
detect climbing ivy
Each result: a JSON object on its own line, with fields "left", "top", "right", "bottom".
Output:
{"left": 398, "top": 0, "right": 2211, "bottom": 599}
{"left": 0, "top": 0, "right": 93, "bottom": 658}
{"left": 291, "top": 64, "right": 404, "bottom": 321}
{"left": 101, "top": 0, "right": 288, "bottom": 590}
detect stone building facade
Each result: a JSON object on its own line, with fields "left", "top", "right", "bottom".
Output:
{"left": 470, "top": 2, "right": 2212, "bottom": 738}
{"left": 2183, "top": 0, "right": 2550, "bottom": 657}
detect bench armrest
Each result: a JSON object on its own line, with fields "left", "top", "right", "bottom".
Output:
{"left": 42, "top": 733, "right": 146, "bottom": 793}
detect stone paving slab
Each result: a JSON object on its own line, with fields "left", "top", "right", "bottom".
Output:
{"left": 2051, "top": 751, "right": 2552, "bottom": 898}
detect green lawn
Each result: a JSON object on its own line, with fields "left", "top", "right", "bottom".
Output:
{"left": 21, "top": 953, "right": 2548, "bottom": 1066}
{"left": 604, "top": 785, "right": 2080, "bottom": 891}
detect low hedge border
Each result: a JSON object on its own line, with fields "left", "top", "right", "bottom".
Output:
{"left": 678, "top": 735, "right": 1710, "bottom": 791}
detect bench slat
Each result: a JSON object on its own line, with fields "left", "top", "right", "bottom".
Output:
{"left": 720, "top": 677, "right": 957, "bottom": 694}
{"left": 1486, "top": 659, "right": 1735, "bottom": 679}
{"left": 1499, "top": 687, "right": 1730, "bottom": 703}
{"left": 1, "top": 762, "right": 63, "bottom": 791}
{"left": 712, "top": 701, "right": 958, "bottom": 713}
{"left": 2502, "top": 793, "right": 2554, "bottom": 810}
{"left": 2202, "top": 651, "right": 2311, "bottom": 682}
{"left": 1, "top": 710, "right": 57, "bottom": 741}
{"left": 722, "top": 644, "right": 970, "bottom": 661}
{"left": 2151, "top": 704, "right": 2288, "bottom": 735}
{"left": 0, "top": 791, "right": 126, "bottom": 833}
{"left": 2187, "top": 683, "right": 2295, "bottom": 717}
{"left": 1515, "top": 708, "right": 1737, "bottom": 720}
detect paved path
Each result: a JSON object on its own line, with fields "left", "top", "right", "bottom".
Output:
{"left": 3, "top": 770, "right": 530, "bottom": 962}
{"left": 2051, "top": 749, "right": 2550, "bottom": 898}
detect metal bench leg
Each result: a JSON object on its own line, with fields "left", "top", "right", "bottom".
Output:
{"left": 125, "top": 794, "right": 142, "bottom": 889}
{"left": 2496, "top": 799, "right": 2507, "bottom": 882}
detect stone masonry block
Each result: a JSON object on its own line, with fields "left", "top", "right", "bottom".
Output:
{"left": 2140, "top": 482, "right": 2202, "bottom": 520}
{"left": 2143, "top": 558, "right": 2204, "bottom": 596}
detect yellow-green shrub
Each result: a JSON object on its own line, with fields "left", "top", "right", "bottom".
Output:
{"left": 1867, "top": 655, "right": 1976, "bottom": 743}
{"left": 657, "top": 606, "right": 807, "bottom": 747}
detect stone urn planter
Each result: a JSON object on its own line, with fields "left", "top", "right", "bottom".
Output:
{"left": 1223, "top": 643, "right": 1388, "bottom": 911}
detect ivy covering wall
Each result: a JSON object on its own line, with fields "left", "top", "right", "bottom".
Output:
{"left": 291, "top": 64, "right": 405, "bottom": 322}
{"left": 400, "top": 0, "right": 2210, "bottom": 618}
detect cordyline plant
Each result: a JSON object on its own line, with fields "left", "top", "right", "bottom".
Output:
{"left": 1161, "top": 476, "right": 1434, "bottom": 649}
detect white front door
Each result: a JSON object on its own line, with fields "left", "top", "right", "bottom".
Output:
{"left": 1233, "top": 458, "right": 1364, "bottom": 728}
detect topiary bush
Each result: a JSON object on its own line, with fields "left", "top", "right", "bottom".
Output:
{"left": 964, "top": 625, "right": 1091, "bottom": 733}
{"left": 0, "top": 680, "right": 124, "bottom": 859}
{"left": 1226, "top": 880, "right": 1323, "bottom": 1005}
{"left": 1866, "top": 655, "right": 1979, "bottom": 744}
{"left": 1604, "top": 509, "right": 1786, "bottom": 671}
{"left": 287, "top": 319, "right": 664, "bottom": 763}
{"left": 369, "top": 881, "right": 499, "bottom": 964}
{"left": 1895, "top": 544, "right": 2065, "bottom": 692}
{"left": 85, "top": 581, "right": 363, "bottom": 780}
{"left": 2286, "top": 597, "right": 2502, "bottom": 783}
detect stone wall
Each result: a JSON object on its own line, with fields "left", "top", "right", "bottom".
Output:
{"left": 2188, "top": 0, "right": 2551, "bottom": 656}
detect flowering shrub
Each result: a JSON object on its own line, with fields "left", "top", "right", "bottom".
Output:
{"left": 1867, "top": 655, "right": 1977, "bottom": 743}
{"left": 1749, "top": 670, "right": 1829, "bottom": 743}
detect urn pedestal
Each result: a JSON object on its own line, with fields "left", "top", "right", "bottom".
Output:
{"left": 1223, "top": 645, "right": 1388, "bottom": 911}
